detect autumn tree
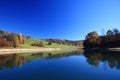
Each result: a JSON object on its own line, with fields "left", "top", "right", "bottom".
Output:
{"left": 84, "top": 31, "right": 100, "bottom": 48}
{"left": 0, "top": 30, "right": 30, "bottom": 48}
{"left": 85, "top": 31, "right": 99, "bottom": 40}
{"left": 14, "top": 36, "right": 19, "bottom": 47}
{"left": 18, "top": 33, "right": 23, "bottom": 44}
{"left": 113, "top": 28, "right": 119, "bottom": 35}
{"left": 106, "top": 30, "right": 113, "bottom": 36}
{"left": 0, "top": 38, "right": 11, "bottom": 47}
{"left": 84, "top": 28, "right": 120, "bottom": 48}
{"left": 22, "top": 38, "right": 26, "bottom": 44}
{"left": 4, "top": 34, "right": 14, "bottom": 42}
{"left": 0, "top": 30, "right": 5, "bottom": 37}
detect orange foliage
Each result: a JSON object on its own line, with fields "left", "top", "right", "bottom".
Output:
{"left": 0, "top": 38, "right": 13, "bottom": 47}
{"left": 18, "top": 33, "right": 23, "bottom": 44}
{"left": 14, "top": 36, "right": 19, "bottom": 47}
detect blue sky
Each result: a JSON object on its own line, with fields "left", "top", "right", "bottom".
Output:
{"left": 0, "top": 0, "right": 120, "bottom": 40}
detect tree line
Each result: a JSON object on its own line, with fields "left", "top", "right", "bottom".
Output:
{"left": 0, "top": 30, "right": 28, "bottom": 48}
{"left": 84, "top": 28, "right": 120, "bottom": 48}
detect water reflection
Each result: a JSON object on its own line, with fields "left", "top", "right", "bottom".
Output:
{"left": 0, "top": 50, "right": 82, "bottom": 69}
{"left": 84, "top": 51, "right": 120, "bottom": 69}
{"left": 0, "top": 54, "right": 26, "bottom": 69}
{"left": 1, "top": 50, "right": 120, "bottom": 71}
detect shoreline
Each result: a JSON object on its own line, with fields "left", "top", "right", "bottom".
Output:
{"left": 0, "top": 48, "right": 62, "bottom": 54}
{"left": 0, "top": 47, "right": 79, "bottom": 54}
{"left": 107, "top": 48, "right": 120, "bottom": 51}
{"left": 84, "top": 47, "right": 120, "bottom": 52}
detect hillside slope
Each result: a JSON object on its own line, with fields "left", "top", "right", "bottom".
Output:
{"left": 19, "top": 38, "right": 76, "bottom": 48}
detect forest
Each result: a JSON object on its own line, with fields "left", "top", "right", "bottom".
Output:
{"left": 84, "top": 28, "right": 120, "bottom": 48}
{"left": 0, "top": 30, "right": 27, "bottom": 48}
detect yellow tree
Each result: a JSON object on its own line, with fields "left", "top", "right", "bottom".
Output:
{"left": 23, "top": 38, "right": 26, "bottom": 44}
{"left": 18, "top": 33, "right": 23, "bottom": 44}
{"left": 14, "top": 36, "right": 19, "bottom": 47}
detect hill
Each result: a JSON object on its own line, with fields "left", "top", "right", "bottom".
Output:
{"left": 43, "top": 39, "right": 83, "bottom": 47}
{"left": 0, "top": 30, "right": 82, "bottom": 48}
{"left": 19, "top": 38, "right": 77, "bottom": 48}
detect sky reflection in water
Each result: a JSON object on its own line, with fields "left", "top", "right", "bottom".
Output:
{"left": 0, "top": 50, "right": 120, "bottom": 80}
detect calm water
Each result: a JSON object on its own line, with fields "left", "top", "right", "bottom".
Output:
{"left": 0, "top": 50, "right": 120, "bottom": 80}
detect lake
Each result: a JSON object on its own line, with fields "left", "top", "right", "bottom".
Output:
{"left": 0, "top": 50, "right": 120, "bottom": 80}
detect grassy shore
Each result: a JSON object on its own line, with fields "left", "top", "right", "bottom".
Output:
{"left": 0, "top": 38, "right": 81, "bottom": 54}
{"left": 19, "top": 38, "right": 76, "bottom": 48}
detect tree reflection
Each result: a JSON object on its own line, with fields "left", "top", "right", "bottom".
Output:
{"left": 45, "top": 50, "right": 82, "bottom": 59}
{"left": 0, "top": 50, "right": 83, "bottom": 70}
{"left": 0, "top": 54, "right": 26, "bottom": 69}
{"left": 84, "top": 51, "right": 120, "bottom": 69}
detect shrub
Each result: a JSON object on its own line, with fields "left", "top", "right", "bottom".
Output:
{"left": 48, "top": 42, "right": 52, "bottom": 45}
{"left": 31, "top": 41, "right": 45, "bottom": 47}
